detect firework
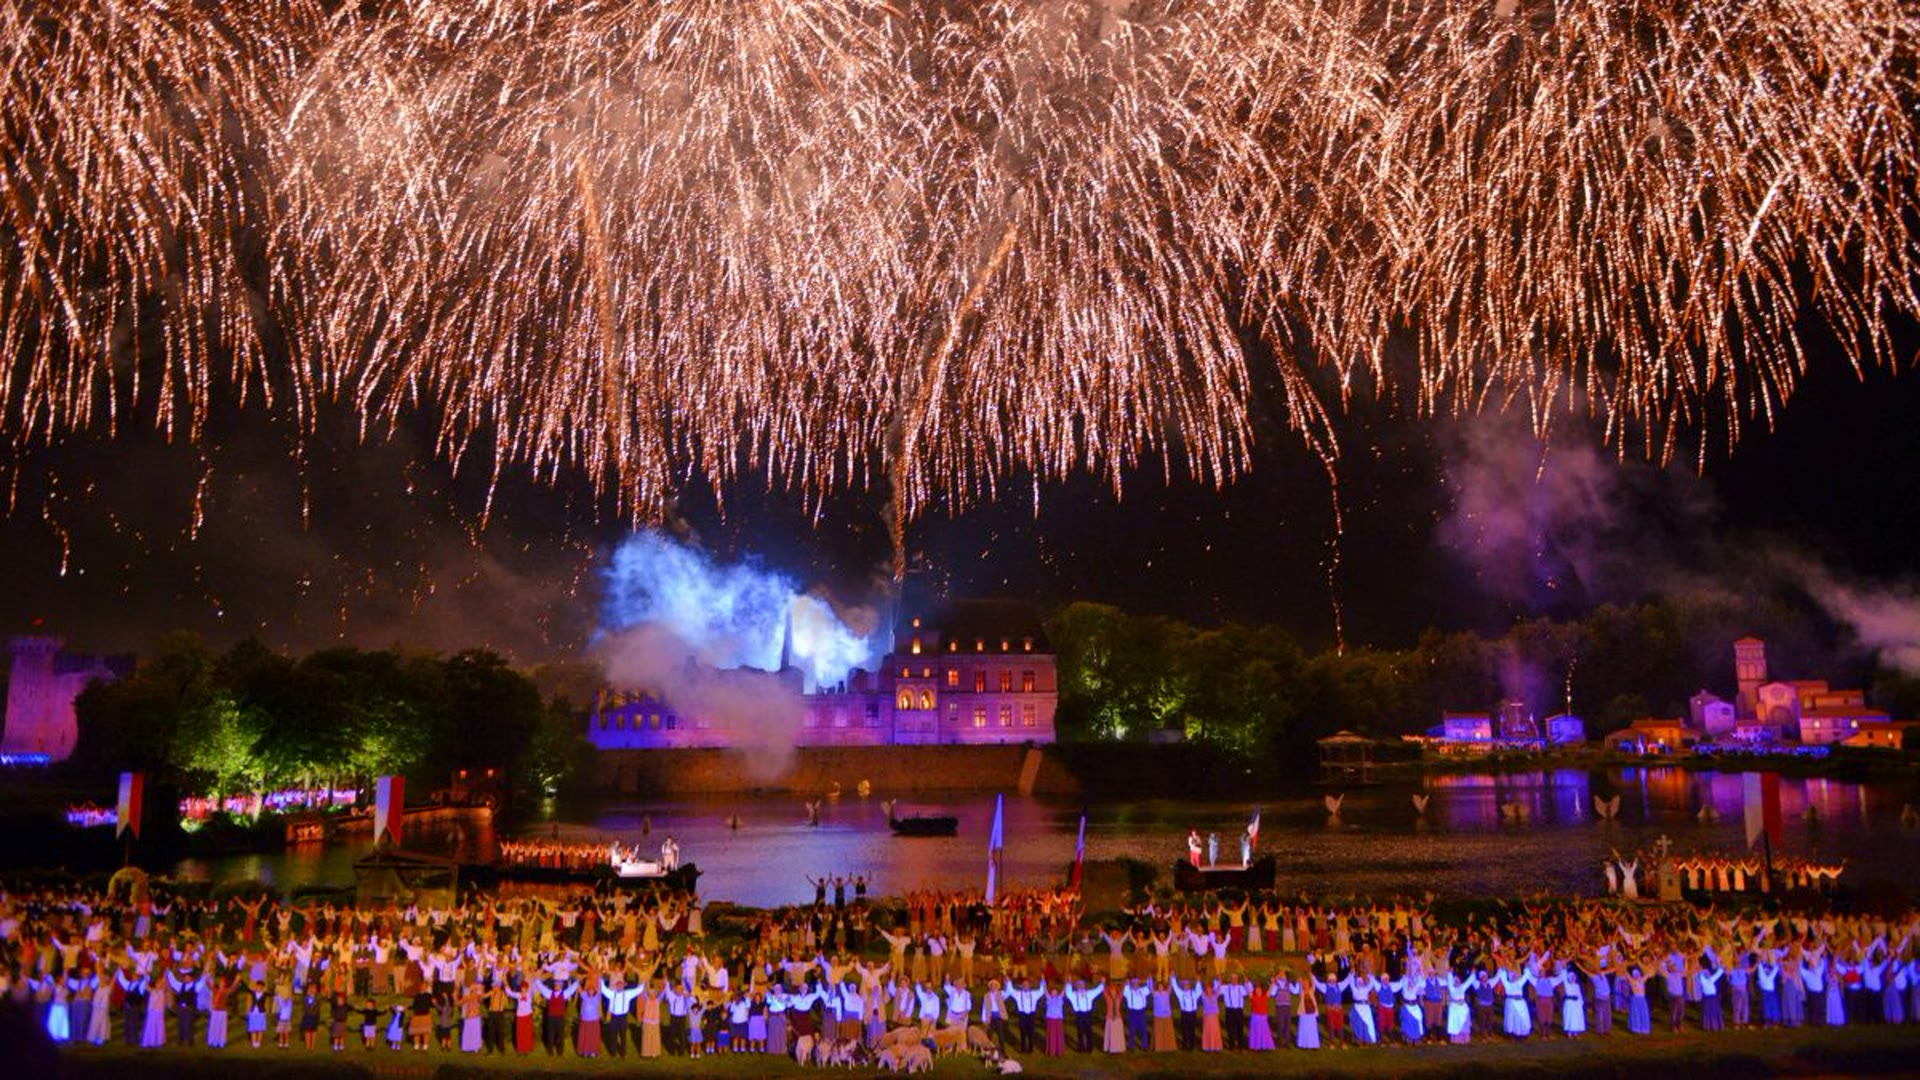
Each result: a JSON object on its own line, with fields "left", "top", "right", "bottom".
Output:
{"left": 1, "top": 0, "right": 1914, "bottom": 563}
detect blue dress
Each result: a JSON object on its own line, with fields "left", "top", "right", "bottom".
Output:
{"left": 1627, "top": 993, "right": 1651, "bottom": 1034}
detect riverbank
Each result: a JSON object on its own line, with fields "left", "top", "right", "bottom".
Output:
{"left": 1380, "top": 747, "right": 1920, "bottom": 789}
{"left": 50, "top": 1022, "right": 1920, "bottom": 1079}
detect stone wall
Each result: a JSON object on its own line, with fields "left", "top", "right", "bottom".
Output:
{"left": 593, "top": 744, "right": 1082, "bottom": 798}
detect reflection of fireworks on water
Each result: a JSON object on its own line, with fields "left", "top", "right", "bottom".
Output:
{"left": 2, "top": 0, "right": 1915, "bottom": 549}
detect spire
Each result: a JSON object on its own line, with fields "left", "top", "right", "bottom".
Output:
{"left": 779, "top": 602, "right": 794, "bottom": 673}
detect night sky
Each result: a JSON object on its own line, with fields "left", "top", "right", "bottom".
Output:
{"left": 3, "top": 332, "right": 1917, "bottom": 665}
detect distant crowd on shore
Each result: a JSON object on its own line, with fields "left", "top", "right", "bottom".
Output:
{"left": 2, "top": 873, "right": 1917, "bottom": 1069}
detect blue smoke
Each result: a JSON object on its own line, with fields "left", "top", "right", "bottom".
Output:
{"left": 597, "top": 531, "right": 883, "bottom": 690}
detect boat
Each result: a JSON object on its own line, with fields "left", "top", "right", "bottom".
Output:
{"left": 1173, "top": 855, "right": 1276, "bottom": 893}
{"left": 468, "top": 860, "right": 702, "bottom": 893}
{"left": 888, "top": 812, "right": 959, "bottom": 837}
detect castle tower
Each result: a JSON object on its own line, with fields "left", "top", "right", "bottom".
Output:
{"left": 2, "top": 636, "right": 75, "bottom": 760}
{"left": 1733, "top": 637, "right": 1768, "bottom": 721}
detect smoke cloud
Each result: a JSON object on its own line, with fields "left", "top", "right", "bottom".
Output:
{"left": 1780, "top": 556, "right": 1920, "bottom": 676}
{"left": 592, "top": 531, "right": 890, "bottom": 778}
{"left": 1437, "top": 415, "right": 1712, "bottom": 613}
{"left": 597, "top": 531, "right": 884, "bottom": 689}
{"left": 596, "top": 623, "right": 806, "bottom": 781}
{"left": 1439, "top": 414, "right": 1920, "bottom": 692}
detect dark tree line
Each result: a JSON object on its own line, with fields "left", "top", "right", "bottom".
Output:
{"left": 66, "top": 633, "right": 592, "bottom": 800}
{"left": 1049, "top": 590, "right": 1918, "bottom": 759}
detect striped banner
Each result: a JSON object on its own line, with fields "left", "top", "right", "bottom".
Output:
{"left": 115, "top": 772, "right": 143, "bottom": 840}
{"left": 374, "top": 775, "right": 405, "bottom": 845}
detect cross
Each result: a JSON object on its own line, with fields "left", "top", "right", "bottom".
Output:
{"left": 1653, "top": 835, "right": 1672, "bottom": 858}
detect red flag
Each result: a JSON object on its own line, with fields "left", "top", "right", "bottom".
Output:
{"left": 115, "top": 772, "right": 143, "bottom": 840}
{"left": 375, "top": 776, "right": 405, "bottom": 845}
{"left": 1761, "top": 772, "right": 1783, "bottom": 849}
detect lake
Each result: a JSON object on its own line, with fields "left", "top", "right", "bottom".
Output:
{"left": 172, "top": 766, "right": 1920, "bottom": 909}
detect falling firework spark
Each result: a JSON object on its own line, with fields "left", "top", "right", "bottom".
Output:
{"left": 1, "top": 0, "right": 1914, "bottom": 601}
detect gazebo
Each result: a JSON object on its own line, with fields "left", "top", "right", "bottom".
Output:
{"left": 1317, "top": 731, "right": 1379, "bottom": 785}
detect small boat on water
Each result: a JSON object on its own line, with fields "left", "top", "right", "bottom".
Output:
{"left": 1173, "top": 855, "right": 1276, "bottom": 893}
{"left": 887, "top": 808, "right": 959, "bottom": 837}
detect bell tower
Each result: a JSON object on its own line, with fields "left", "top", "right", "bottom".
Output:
{"left": 1733, "top": 637, "right": 1768, "bottom": 721}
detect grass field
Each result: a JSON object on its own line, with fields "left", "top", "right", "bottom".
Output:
{"left": 54, "top": 1023, "right": 1920, "bottom": 1080}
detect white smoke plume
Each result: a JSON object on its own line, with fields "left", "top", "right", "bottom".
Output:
{"left": 591, "top": 531, "right": 890, "bottom": 779}
{"left": 596, "top": 623, "right": 806, "bottom": 781}
{"left": 1780, "top": 556, "right": 1920, "bottom": 676}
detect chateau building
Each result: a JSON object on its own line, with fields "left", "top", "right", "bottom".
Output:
{"left": 588, "top": 600, "right": 1058, "bottom": 749}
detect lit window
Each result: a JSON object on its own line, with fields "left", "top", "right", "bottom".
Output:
{"left": 1022, "top": 705, "right": 1036, "bottom": 727}
{"left": 919, "top": 690, "right": 934, "bottom": 710}
{"left": 1022, "top": 671, "right": 1035, "bottom": 693}
{"left": 911, "top": 616, "right": 921, "bottom": 628}
{"left": 946, "top": 669, "right": 960, "bottom": 688}
{"left": 599, "top": 713, "right": 609, "bottom": 729}
{"left": 973, "top": 707, "right": 987, "bottom": 729}
{"left": 921, "top": 667, "right": 931, "bottom": 678}
{"left": 999, "top": 706, "right": 1012, "bottom": 728}
{"left": 948, "top": 641, "right": 957, "bottom": 653}
{"left": 1023, "top": 638, "right": 1033, "bottom": 652}
{"left": 650, "top": 712, "right": 661, "bottom": 728}
{"left": 1000, "top": 639, "right": 1009, "bottom": 652}
{"left": 901, "top": 667, "right": 911, "bottom": 678}
{"left": 898, "top": 689, "right": 914, "bottom": 709}
{"left": 911, "top": 637, "right": 922, "bottom": 656}
{"left": 974, "top": 672, "right": 986, "bottom": 693}
{"left": 975, "top": 639, "right": 984, "bottom": 653}
{"left": 999, "top": 671, "right": 1012, "bottom": 693}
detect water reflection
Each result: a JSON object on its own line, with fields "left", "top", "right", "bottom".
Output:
{"left": 179, "top": 768, "right": 1920, "bottom": 909}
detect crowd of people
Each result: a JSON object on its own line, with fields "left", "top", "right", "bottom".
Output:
{"left": 1, "top": 873, "right": 1916, "bottom": 1067}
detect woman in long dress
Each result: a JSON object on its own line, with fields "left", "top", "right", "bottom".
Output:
{"left": 86, "top": 974, "right": 113, "bottom": 1046}
{"left": 508, "top": 978, "right": 537, "bottom": 1053}
{"left": 576, "top": 974, "right": 604, "bottom": 1057}
{"left": 1560, "top": 965, "right": 1587, "bottom": 1036}
{"left": 1349, "top": 969, "right": 1378, "bottom": 1045}
{"left": 1247, "top": 980, "right": 1275, "bottom": 1051}
{"left": 1199, "top": 981, "right": 1223, "bottom": 1052}
{"left": 1445, "top": 970, "right": 1474, "bottom": 1044}
{"left": 764, "top": 986, "right": 786, "bottom": 1058}
{"left": 206, "top": 972, "right": 233, "bottom": 1048}
{"left": 639, "top": 984, "right": 664, "bottom": 1058}
{"left": 141, "top": 973, "right": 171, "bottom": 1048}
{"left": 1102, "top": 981, "right": 1127, "bottom": 1053}
{"left": 1295, "top": 980, "right": 1321, "bottom": 1050}
{"left": 1150, "top": 979, "right": 1176, "bottom": 1052}
{"left": 1625, "top": 967, "right": 1652, "bottom": 1034}
{"left": 460, "top": 982, "right": 485, "bottom": 1052}
{"left": 42, "top": 976, "right": 70, "bottom": 1043}
{"left": 1497, "top": 966, "right": 1531, "bottom": 1039}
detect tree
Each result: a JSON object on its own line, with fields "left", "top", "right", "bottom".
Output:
{"left": 170, "top": 691, "right": 268, "bottom": 797}
{"left": 67, "top": 631, "right": 213, "bottom": 784}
